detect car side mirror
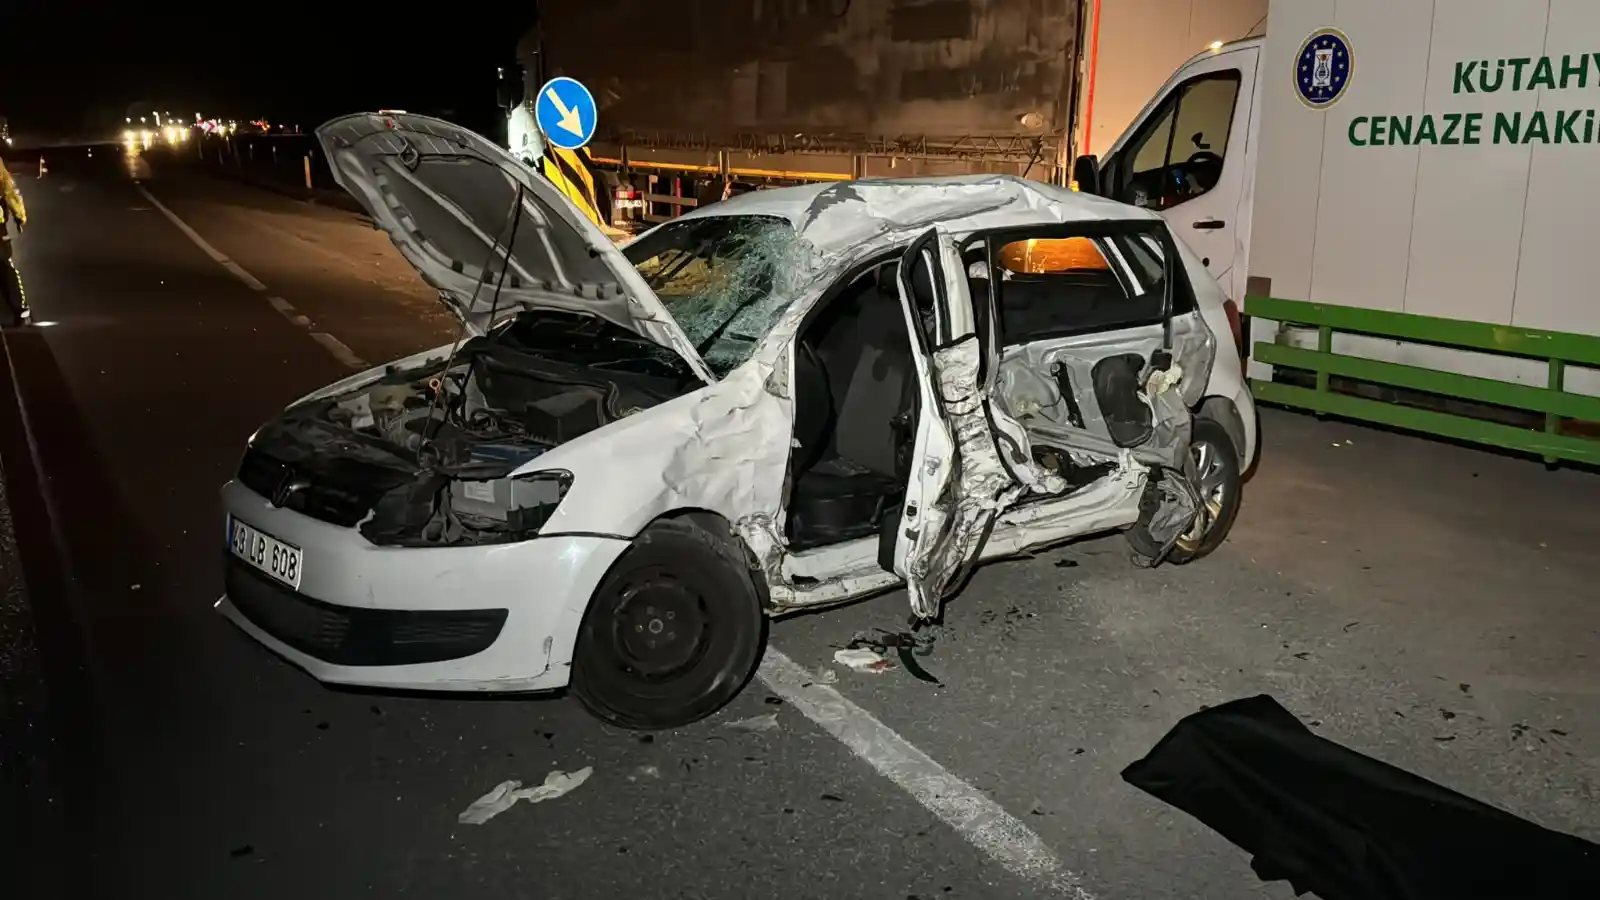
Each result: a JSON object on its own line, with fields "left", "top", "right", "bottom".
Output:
{"left": 496, "top": 79, "right": 523, "bottom": 111}
{"left": 1072, "top": 154, "right": 1103, "bottom": 196}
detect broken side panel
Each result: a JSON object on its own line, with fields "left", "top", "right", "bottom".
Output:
{"left": 534, "top": 0, "right": 1082, "bottom": 144}
{"left": 887, "top": 226, "right": 1022, "bottom": 620}
{"left": 980, "top": 223, "right": 1217, "bottom": 561}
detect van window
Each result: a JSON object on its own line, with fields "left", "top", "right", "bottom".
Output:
{"left": 1113, "top": 72, "right": 1241, "bottom": 211}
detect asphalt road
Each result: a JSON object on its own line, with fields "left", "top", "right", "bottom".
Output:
{"left": 3, "top": 145, "right": 1599, "bottom": 899}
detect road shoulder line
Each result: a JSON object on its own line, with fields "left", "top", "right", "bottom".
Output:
{"left": 758, "top": 648, "right": 1096, "bottom": 899}
{"left": 134, "top": 184, "right": 369, "bottom": 370}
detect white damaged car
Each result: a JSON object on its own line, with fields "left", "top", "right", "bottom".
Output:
{"left": 219, "top": 113, "right": 1258, "bottom": 729}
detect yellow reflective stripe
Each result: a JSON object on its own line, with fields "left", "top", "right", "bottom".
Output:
{"left": 553, "top": 147, "right": 596, "bottom": 205}
{"left": 587, "top": 156, "right": 852, "bottom": 182}
{"left": 549, "top": 150, "right": 600, "bottom": 222}
{"left": 541, "top": 155, "right": 603, "bottom": 227}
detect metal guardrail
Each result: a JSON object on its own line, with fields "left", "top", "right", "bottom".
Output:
{"left": 1245, "top": 296, "right": 1600, "bottom": 466}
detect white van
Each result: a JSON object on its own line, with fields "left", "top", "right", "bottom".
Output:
{"left": 1075, "top": 0, "right": 1600, "bottom": 464}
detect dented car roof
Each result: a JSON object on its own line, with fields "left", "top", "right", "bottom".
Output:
{"left": 671, "top": 174, "right": 1161, "bottom": 254}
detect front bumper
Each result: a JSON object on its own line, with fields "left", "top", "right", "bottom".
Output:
{"left": 217, "top": 480, "right": 630, "bottom": 692}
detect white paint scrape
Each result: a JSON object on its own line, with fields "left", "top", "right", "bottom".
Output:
{"left": 758, "top": 649, "right": 1096, "bottom": 899}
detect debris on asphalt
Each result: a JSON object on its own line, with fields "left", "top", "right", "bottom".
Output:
{"left": 627, "top": 765, "right": 660, "bottom": 782}
{"left": 638, "top": 734, "right": 654, "bottom": 744}
{"left": 834, "top": 628, "right": 942, "bottom": 683}
{"left": 725, "top": 712, "right": 780, "bottom": 733}
{"left": 229, "top": 844, "right": 254, "bottom": 859}
{"left": 764, "top": 695, "right": 784, "bottom": 705}
{"left": 457, "top": 767, "right": 594, "bottom": 825}
{"left": 802, "top": 668, "right": 840, "bottom": 687}
{"left": 820, "top": 793, "right": 845, "bottom": 802}
{"left": 834, "top": 647, "right": 893, "bottom": 674}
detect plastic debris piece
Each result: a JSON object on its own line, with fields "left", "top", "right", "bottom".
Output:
{"left": 725, "top": 712, "right": 780, "bottom": 732}
{"left": 834, "top": 647, "right": 893, "bottom": 674}
{"left": 457, "top": 766, "right": 594, "bottom": 825}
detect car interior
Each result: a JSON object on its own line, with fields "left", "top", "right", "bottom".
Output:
{"left": 781, "top": 232, "right": 1183, "bottom": 551}
{"left": 784, "top": 259, "right": 924, "bottom": 551}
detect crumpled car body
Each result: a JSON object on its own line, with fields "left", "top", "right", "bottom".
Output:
{"left": 215, "top": 112, "right": 1257, "bottom": 727}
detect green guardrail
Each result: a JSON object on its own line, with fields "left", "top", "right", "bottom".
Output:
{"left": 1244, "top": 296, "right": 1600, "bottom": 466}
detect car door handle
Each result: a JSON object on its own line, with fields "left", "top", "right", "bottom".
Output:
{"left": 1193, "top": 219, "right": 1226, "bottom": 230}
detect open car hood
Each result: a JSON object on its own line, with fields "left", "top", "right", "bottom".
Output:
{"left": 315, "top": 112, "right": 713, "bottom": 383}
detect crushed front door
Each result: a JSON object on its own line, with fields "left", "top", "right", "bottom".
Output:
{"left": 884, "top": 227, "right": 1023, "bottom": 621}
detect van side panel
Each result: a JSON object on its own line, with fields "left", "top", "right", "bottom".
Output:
{"left": 1250, "top": 0, "right": 1600, "bottom": 394}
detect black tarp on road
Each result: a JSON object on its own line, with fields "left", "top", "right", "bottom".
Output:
{"left": 1124, "top": 694, "right": 1600, "bottom": 900}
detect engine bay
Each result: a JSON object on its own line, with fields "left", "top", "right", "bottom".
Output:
{"left": 244, "top": 319, "right": 696, "bottom": 547}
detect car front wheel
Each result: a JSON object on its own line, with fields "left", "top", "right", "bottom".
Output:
{"left": 1167, "top": 417, "right": 1244, "bottom": 564}
{"left": 571, "top": 517, "right": 767, "bottom": 730}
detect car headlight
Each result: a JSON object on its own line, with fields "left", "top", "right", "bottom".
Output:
{"left": 449, "top": 469, "right": 573, "bottom": 538}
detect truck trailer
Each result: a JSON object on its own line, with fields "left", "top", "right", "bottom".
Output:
{"left": 503, "top": 0, "right": 1267, "bottom": 231}
{"left": 1073, "top": 0, "right": 1600, "bottom": 464}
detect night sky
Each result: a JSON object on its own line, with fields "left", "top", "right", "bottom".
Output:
{"left": 0, "top": 2, "right": 538, "bottom": 138}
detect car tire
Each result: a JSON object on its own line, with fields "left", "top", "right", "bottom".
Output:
{"left": 1167, "top": 416, "right": 1244, "bottom": 565}
{"left": 571, "top": 517, "right": 767, "bottom": 730}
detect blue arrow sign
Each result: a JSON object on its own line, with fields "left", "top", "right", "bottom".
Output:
{"left": 534, "top": 77, "right": 597, "bottom": 151}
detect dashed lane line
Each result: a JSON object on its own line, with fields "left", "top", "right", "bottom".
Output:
{"left": 309, "top": 332, "right": 368, "bottom": 370}
{"left": 138, "top": 181, "right": 1092, "bottom": 899}
{"left": 135, "top": 183, "right": 369, "bottom": 371}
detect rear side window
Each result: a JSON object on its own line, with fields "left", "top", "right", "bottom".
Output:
{"left": 988, "top": 235, "right": 1182, "bottom": 345}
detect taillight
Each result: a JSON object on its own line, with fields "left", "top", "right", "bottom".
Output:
{"left": 1222, "top": 297, "right": 1244, "bottom": 354}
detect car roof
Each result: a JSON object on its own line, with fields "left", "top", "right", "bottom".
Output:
{"left": 671, "top": 174, "right": 1159, "bottom": 254}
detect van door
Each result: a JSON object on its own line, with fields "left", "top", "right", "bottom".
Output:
{"left": 882, "top": 227, "right": 1022, "bottom": 621}
{"left": 1097, "top": 45, "right": 1260, "bottom": 287}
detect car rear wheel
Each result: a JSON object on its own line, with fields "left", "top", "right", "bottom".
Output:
{"left": 1168, "top": 417, "right": 1243, "bottom": 564}
{"left": 571, "top": 518, "right": 767, "bottom": 730}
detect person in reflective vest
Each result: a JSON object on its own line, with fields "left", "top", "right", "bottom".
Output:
{"left": 0, "top": 157, "right": 28, "bottom": 325}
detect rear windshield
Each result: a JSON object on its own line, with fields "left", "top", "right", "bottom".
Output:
{"left": 623, "top": 215, "right": 799, "bottom": 378}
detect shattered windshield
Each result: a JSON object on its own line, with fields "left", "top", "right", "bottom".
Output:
{"left": 622, "top": 215, "right": 800, "bottom": 377}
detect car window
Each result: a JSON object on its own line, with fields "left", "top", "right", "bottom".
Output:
{"left": 989, "top": 236, "right": 1165, "bottom": 345}
{"left": 622, "top": 214, "right": 799, "bottom": 377}
{"left": 1113, "top": 72, "right": 1241, "bottom": 211}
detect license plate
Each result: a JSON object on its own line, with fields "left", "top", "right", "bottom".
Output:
{"left": 229, "top": 517, "right": 304, "bottom": 590}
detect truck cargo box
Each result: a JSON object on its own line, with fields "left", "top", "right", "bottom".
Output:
{"left": 534, "top": 0, "right": 1084, "bottom": 147}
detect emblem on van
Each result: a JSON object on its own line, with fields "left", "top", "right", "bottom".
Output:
{"left": 1295, "top": 28, "right": 1354, "bottom": 109}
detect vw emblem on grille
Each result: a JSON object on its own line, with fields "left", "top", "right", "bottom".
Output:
{"left": 271, "top": 472, "right": 310, "bottom": 508}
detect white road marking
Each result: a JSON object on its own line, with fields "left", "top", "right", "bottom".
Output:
{"left": 757, "top": 648, "right": 1096, "bottom": 899}
{"left": 136, "top": 184, "right": 368, "bottom": 371}
{"left": 309, "top": 332, "right": 368, "bottom": 370}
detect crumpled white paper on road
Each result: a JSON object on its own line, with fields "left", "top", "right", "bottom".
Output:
{"left": 456, "top": 766, "right": 594, "bottom": 825}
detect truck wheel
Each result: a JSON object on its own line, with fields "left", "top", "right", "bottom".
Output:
{"left": 1168, "top": 417, "right": 1243, "bottom": 564}
{"left": 571, "top": 518, "right": 767, "bottom": 730}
